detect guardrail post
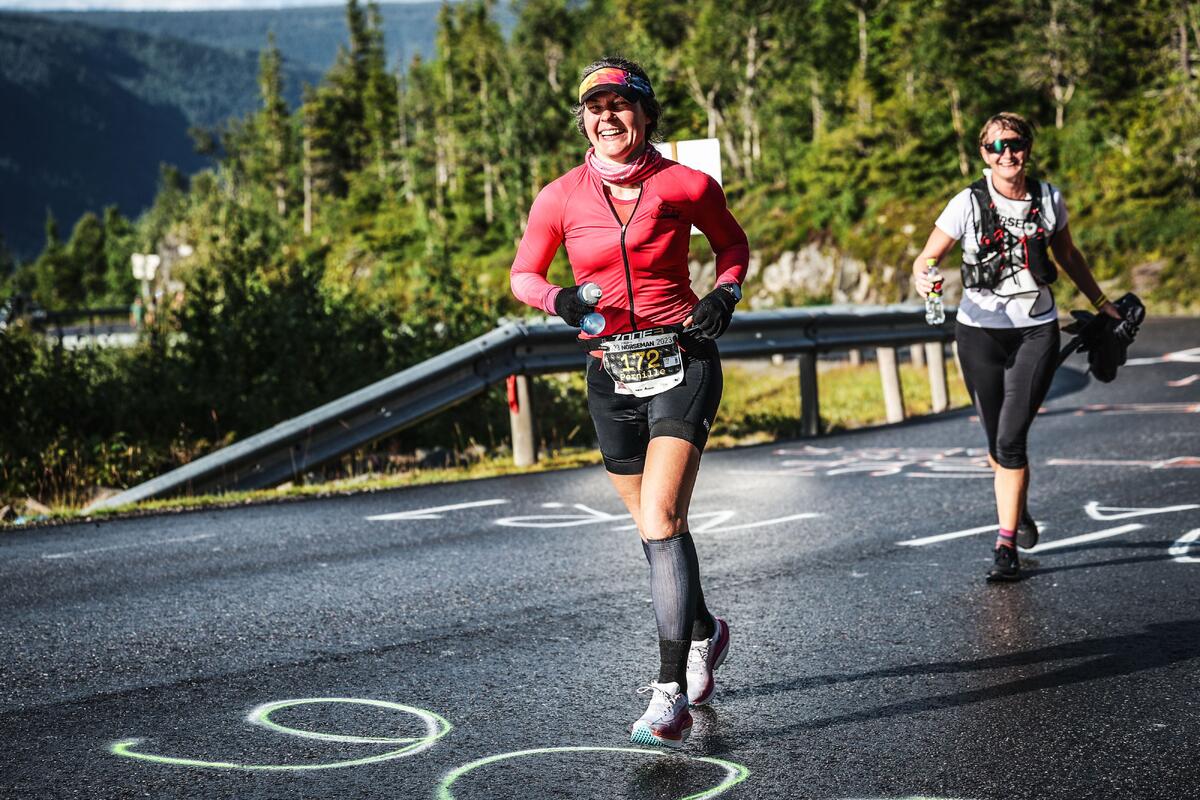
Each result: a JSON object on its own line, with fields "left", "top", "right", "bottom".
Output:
{"left": 848, "top": 348, "right": 862, "bottom": 366}
{"left": 876, "top": 347, "right": 906, "bottom": 423}
{"left": 798, "top": 352, "right": 820, "bottom": 436}
{"left": 910, "top": 344, "right": 925, "bottom": 368}
{"left": 508, "top": 375, "right": 537, "bottom": 467}
{"left": 925, "top": 341, "right": 948, "bottom": 413}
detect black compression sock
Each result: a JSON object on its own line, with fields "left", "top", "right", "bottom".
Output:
{"left": 658, "top": 638, "right": 690, "bottom": 686}
{"left": 682, "top": 531, "right": 715, "bottom": 641}
{"left": 643, "top": 533, "right": 714, "bottom": 642}
{"left": 644, "top": 533, "right": 699, "bottom": 691}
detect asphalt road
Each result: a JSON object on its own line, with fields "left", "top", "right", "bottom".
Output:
{"left": 2, "top": 318, "right": 1198, "bottom": 800}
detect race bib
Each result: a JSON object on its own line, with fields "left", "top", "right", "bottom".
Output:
{"left": 600, "top": 328, "right": 684, "bottom": 398}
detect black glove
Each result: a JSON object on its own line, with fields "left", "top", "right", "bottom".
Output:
{"left": 553, "top": 285, "right": 591, "bottom": 328}
{"left": 687, "top": 286, "right": 738, "bottom": 340}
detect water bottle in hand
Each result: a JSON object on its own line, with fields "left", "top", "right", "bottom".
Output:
{"left": 924, "top": 259, "right": 945, "bottom": 326}
{"left": 578, "top": 282, "right": 605, "bottom": 335}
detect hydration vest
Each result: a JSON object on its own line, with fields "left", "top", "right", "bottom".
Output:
{"left": 961, "top": 178, "right": 1058, "bottom": 291}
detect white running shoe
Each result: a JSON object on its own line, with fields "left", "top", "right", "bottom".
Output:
{"left": 686, "top": 616, "right": 729, "bottom": 706}
{"left": 630, "top": 681, "right": 692, "bottom": 749}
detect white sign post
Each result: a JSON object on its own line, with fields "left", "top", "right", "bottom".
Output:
{"left": 653, "top": 138, "right": 723, "bottom": 235}
{"left": 130, "top": 253, "right": 161, "bottom": 299}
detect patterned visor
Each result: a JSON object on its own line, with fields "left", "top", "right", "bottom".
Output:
{"left": 577, "top": 67, "right": 654, "bottom": 104}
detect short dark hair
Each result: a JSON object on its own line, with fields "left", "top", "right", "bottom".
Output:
{"left": 978, "top": 112, "right": 1035, "bottom": 149}
{"left": 572, "top": 56, "right": 662, "bottom": 142}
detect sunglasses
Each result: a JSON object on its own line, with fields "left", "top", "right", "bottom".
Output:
{"left": 985, "top": 137, "right": 1030, "bottom": 155}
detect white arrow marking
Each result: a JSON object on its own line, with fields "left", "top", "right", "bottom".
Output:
{"left": 1084, "top": 501, "right": 1200, "bottom": 521}
{"left": 610, "top": 509, "right": 739, "bottom": 533}
{"left": 366, "top": 498, "right": 509, "bottom": 521}
{"left": 494, "top": 503, "right": 630, "bottom": 528}
{"left": 1030, "top": 523, "right": 1144, "bottom": 552}
{"left": 1169, "top": 529, "right": 1200, "bottom": 563}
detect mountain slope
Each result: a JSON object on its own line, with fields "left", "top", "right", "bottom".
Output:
{"left": 37, "top": 2, "right": 468, "bottom": 72}
{"left": 0, "top": 13, "right": 318, "bottom": 260}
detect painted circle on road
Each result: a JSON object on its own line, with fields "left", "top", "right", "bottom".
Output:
{"left": 436, "top": 745, "right": 749, "bottom": 800}
{"left": 111, "top": 697, "right": 451, "bottom": 771}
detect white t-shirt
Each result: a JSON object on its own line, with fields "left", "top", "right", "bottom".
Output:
{"left": 934, "top": 169, "right": 1068, "bottom": 329}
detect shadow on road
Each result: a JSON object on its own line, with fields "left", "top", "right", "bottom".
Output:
{"left": 1024, "top": 540, "right": 1182, "bottom": 578}
{"left": 725, "top": 619, "right": 1200, "bottom": 736}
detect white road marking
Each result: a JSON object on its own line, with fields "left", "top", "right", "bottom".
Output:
{"left": 1030, "top": 523, "right": 1145, "bottom": 552}
{"left": 494, "top": 503, "right": 629, "bottom": 528}
{"left": 897, "top": 524, "right": 1001, "bottom": 547}
{"left": 1169, "top": 529, "right": 1200, "bottom": 563}
{"left": 611, "top": 510, "right": 820, "bottom": 533}
{"left": 899, "top": 522, "right": 1053, "bottom": 548}
{"left": 366, "top": 499, "right": 509, "bottom": 521}
{"left": 723, "top": 512, "right": 823, "bottom": 531}
{"left": 42, "top": 533, "right": 216, "bottom": 560}
{"left": 1125, "top": 346, "right": 1200, "bottom": 366}
{"left": 906, "top": 472, "right": 992, "bottom": 479}
{"left": 692, "top": 510, "right": 739, "bottom": 532}
{"left": 1167, "top": 374, "right": 1200, "bottom": 387}
{"left": 1047, "top": 456, "right": 1200, "bottom": 469}
{"left": 609, "top": 509, "right": 738, "bottom": 532}
{"left": 1084, "top": 501, "right": 1200, "bottom": 521}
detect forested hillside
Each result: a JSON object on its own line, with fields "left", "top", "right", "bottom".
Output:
{"left": 2, "top": 0, "right": 1198, "bottom": 509}
{"left": 0, "top": 12, "right": 318, "bottom": 259}
{"left": 36, "top": 2, "right": 515, "bottom": 72}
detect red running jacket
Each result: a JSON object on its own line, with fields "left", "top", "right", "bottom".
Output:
{"left": 510, "top": 158, "right": 749, "bottom": 338}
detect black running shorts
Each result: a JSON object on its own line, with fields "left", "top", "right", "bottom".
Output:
{"left": 955, "top": 320, "right": 1060, "bottom": 469}
{"left": 585, "top": 343, "right": 723, "bottom": 475}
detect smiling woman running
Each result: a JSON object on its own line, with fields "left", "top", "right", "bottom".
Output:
{"left": 510, "top": 57, "right": 749, "bottom": 748}
{"left": 913, "top": 112, "right": 1121, "bottom": 582}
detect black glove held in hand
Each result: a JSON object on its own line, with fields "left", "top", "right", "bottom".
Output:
{"left": 553, "top": 285, "right": 591, "bottom": 328}
{"left": 688, "top": 287, "right": 738, "bottom": 340}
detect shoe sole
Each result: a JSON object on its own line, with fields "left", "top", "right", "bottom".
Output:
{"left": 689, "top": 619, "right": 730, "bottom": 707}
{"left": 630, "top": 722, "right": 691, "bottom": 749}
{"left": 986, "top": 570, "right": 1021, "bottom": 583}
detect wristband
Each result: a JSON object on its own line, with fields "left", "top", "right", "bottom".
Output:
{"left": 1091, "top": 293, "right": 1109, "bottom": 310}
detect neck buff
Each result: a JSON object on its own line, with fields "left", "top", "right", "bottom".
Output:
{"left": 585, "top": 145, "right": 662, "bottom": 186}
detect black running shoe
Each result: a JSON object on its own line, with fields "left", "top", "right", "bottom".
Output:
{"left": 987, "top": 546, "right": 1021, "bottom": 582}
{"left": 1016, "top": 508, "right": 1039, "bottom": 550}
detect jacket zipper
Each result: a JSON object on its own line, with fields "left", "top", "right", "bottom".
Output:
{"left": 604, "top": 191, "right": 642, "bottom": 331}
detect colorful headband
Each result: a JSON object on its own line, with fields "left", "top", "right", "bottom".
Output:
{"left": 577, "top": 67, "right": 654, "bottom": 103}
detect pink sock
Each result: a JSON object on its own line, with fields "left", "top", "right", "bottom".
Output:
{"left": 996, "top": 528, "right": 1016, "bottom": 549}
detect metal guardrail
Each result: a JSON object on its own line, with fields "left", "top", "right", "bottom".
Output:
{"left": 88, "top": 304, "right": 955, "bottom": 511}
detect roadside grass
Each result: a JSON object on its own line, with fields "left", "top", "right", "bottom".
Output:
{"left": 4, "top": 354, "right": 972, "bottom": 526}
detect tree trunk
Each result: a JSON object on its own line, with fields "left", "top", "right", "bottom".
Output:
{"left": 302, "top": 136, "right": 313, "bottom": 235}
{"left": 740, "top": 22, "right": 759, "bottom": 181}
{"left": 949, "top": 83, "right": 970, "bottom": 177}
{"left": 810, "top": 73, "right": 824, "bottom": 143}
{"left": 684, "top": 66, "right": 722, "bottom": 140}
{"left": 483, "top": 161, "right": 495, "bottom": 224}
{"left": 855, "top": 4, "right": 871, "bottom": 120}
{"left": 544, "top": 40, "right": 563, "bottom": 93}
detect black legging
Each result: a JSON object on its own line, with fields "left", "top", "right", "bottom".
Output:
{"left": 955, "top": 321, "right": 1060, "bottom": 469}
